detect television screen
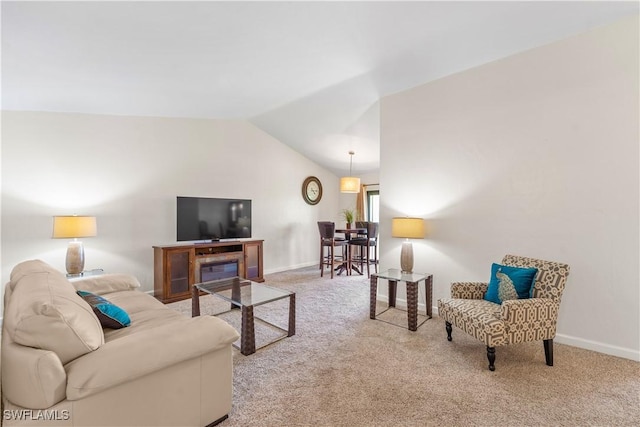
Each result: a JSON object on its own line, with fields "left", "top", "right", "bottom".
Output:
{"left": 177, "top": 197, "right": 252, "bottom": 241}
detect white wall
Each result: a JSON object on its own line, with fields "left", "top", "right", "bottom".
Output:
{"left": 1, "top": 112, "right": 342, "bottom": 314}
{"left": 379, "top": 16, "right": 639, "bottom": 360}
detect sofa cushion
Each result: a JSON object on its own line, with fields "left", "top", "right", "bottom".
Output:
{"left": 484, "top": 263, "right": 538, "bottom": 304}
{"left": 65, "top": 315, "right": 240, "bottom": 400}
{"left": 99, "top": 290, "right": 191, "bottom": 343}
{"left": 77, "top": 290, "right": 131, "bottom": 329}
{"left": 4, "top": 260, "right": 104, "bottom": 364}
{"left": 438, "top": 297, "right": 508, "bottom": 347}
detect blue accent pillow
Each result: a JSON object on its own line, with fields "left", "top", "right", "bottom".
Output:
{"left": 77, "top": 290, "right": 131, "bottom": 329}
{"left": 483, "top": 263, "right": 538, "bottom": 304}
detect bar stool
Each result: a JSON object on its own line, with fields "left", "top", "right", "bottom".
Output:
{"left": 317, "top": 221, "right": 348, "bottom": 279}
{"left": 349, "top": 221, "right": 379, "bottom": 277}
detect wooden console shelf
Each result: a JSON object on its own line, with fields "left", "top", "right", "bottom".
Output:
{"left": 153, "top": 240, "right": 264, "bottom": 303}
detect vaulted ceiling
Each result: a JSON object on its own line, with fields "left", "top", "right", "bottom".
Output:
{"left": 3, "top": 1, "right": 638, "bottom": 175}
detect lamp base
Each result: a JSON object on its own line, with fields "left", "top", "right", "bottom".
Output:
{"left": 66, "top": 241, "right": 85, "bottom": 275}
{"left": 400, "top": 241, "right": 414, "bottom": 273}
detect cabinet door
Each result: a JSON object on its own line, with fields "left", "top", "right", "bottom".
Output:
{"left": 244, "top": 241, "right": 263, "bottom": 281}
{"left": 166, "top": 248, "right": 193, "bottom": 299}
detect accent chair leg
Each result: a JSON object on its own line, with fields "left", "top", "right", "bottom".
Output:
{"left": 445, "top": 321, "right": 452, "bottom": 341}
{"left": 487, "top": 346, "right": 496, "bottom": 371}
{"left": 544, "top": 339, "right": 554, "bottom": 366}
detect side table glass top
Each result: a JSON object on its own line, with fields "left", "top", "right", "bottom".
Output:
{"left": 195, "top": 277, "right": 293, "bottom": 307}
{"left": 66, "top": 268, "right": 105, "bottom": 281}
{"left": 375, "top": 269, "right": 428, "bottom": 283}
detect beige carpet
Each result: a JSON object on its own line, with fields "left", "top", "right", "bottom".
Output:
{"left": 168, "top": 267, "right": 640, "bottom": 427}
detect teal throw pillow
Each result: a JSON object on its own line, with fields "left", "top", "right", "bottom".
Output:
{"left": 483, "top": 263, "right": 538, "bottom": 305}
{"left": 77, "top": 290, "right": 131, "bottom": 329}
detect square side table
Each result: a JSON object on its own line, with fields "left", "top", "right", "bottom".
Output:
{"left": 370, "top": 269, "right": 433, "bottom": 331}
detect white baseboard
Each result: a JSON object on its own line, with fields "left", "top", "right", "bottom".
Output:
{"left": 381, "top": 298, "right": 640, "bottom": 363}
{"left": 264, "top": 261, "right": 317, "bottom": 275}
{"left": 554, "top": 333, "right": 640, "bottom": 362}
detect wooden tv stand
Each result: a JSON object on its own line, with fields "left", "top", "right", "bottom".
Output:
{"left": 153, "top": 240, "right": 264, "bottom": 303}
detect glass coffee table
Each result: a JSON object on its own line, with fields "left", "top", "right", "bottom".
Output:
{"left": 192, "top": 277, "right": 295, "bottom": 355}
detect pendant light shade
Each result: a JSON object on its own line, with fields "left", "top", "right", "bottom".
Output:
{"left": 340, "top": 176, "right": 360, "bottom": 193}
{"left": 340, "top": 151, "right": 361, "bottom": 193}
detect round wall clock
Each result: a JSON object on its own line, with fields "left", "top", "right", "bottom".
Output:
{"left": 302, "top": 176, "right": 323, "bottom": 205}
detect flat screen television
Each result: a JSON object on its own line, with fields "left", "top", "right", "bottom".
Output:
{"left": 177, "top": 196, "right": 252, "bottom": 242}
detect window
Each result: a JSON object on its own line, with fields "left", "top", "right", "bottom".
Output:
{"left": 367, "top": 190, "right": 379, "bottom": 222}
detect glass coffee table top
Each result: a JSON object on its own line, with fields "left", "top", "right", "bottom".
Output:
{"left": 374, "top": 269, "right": 429, "bottom": 283}
{"left": 195, "top": 277, "right": 293, "bottom": 307}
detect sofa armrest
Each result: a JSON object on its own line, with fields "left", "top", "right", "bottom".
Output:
{"left": 1, "top": 337, "right": 67, "bottom": 409}
{"left": 71, "top": 274, "right": 141, "bottom": 295}
{"left": 501, "top": 298, "right": 560, "bottom": 338}
{"left": 451, "top": 282, "right": 488, "bottom": 299}
{"left": 65, "top": 315, "right": 239, "bottom": 400}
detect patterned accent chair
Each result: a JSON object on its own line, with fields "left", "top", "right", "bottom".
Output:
{"left": 437, "top": 254, "right": 570, "bottom": 371}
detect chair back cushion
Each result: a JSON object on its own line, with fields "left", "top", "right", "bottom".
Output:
{"left": 501, "top": 255, "right": 570, "bottom": 303}
{"left": 350, "top": 222, "right": 379, "bottom": 245}
{"left": 317, "top": 221, "right": 336, "bottom": 239}
{"left": 367, "top": 222, "right": 379, "bottom": 240}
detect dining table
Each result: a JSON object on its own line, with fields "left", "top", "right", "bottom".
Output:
{"left": 335, "top": 227, "right": 367, "bottom": 275}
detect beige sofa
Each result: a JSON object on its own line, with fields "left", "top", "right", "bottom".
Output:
{"left": 1, "top": 260, "right": 239, "bottom": 427}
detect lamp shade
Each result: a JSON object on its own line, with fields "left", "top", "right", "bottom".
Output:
{"left": 340, "top": 176, "right": 361, "bottom": 193}
{"left": 53, "top": 216, "right": 97, "bottom": 239}
{"left": 391, "top": 217, "right": 425, "bottom": 239}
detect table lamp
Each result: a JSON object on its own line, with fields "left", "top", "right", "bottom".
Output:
{"left": 391, "top": 217, "right": 425, "bottom": 273}
{"left": 53, "top": 215, "right": 97, "bottom": 275}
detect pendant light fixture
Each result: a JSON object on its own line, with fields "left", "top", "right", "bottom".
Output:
{"left": 340, "top": 151, "right": 361, "bottom": 193}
